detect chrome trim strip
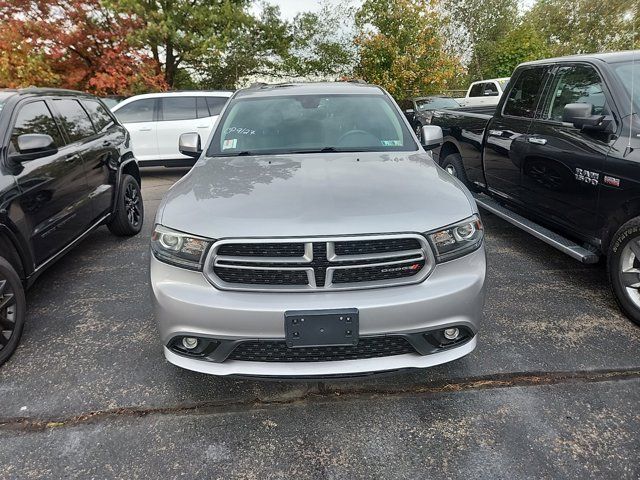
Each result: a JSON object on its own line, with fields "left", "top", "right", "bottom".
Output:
{"left": 203, "top": 233, "right": 435, "bottom": 293}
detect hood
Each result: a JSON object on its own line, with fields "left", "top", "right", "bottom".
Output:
{"left": 159, "top": 152, "right": 475, "bottom": 239}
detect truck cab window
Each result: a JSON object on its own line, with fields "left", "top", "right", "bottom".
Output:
{"left": 502, "top": 68, "right": 547, "bottom": 118}
{"left": 469, "top": 83, "right": 484, "bottom": 97}
{"left": 543, "top": 65, "right": 607, "bottom": 122}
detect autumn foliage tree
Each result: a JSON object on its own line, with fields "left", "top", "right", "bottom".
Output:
{"left": 354, "top": 0, "right": 461, "bottom": 98}
{"left": 0, "top": 0, "right": 166, "bottom": 94}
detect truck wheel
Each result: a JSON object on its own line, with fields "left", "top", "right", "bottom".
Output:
{"left": 608, "top": 218, "right": 640, "bottom": 326}
{"left": 441, "top": 153, "right": 472, "bottom": 188}
{"left": 108, "top": 174, "right": 144, "bottom": 237}
{"left": 0, "top": 256, "right": 26, "bottom": 366}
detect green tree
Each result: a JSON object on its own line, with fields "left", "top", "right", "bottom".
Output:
{"left": 354, "top": 0, "right": 461, "bottom": 98}
{"left": 526, "top": 0, "right": 640, "bottom": 56}
{"left": 441, "top": 0, "right": 518, "bottom": 81}
{"left": 107, "top": 0, "right": 251, "bottom": 88}
{"left": 485, "top": 22, "right": 552, "bottom": 77}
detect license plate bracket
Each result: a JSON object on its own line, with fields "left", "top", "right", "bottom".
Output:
{"left": 284, "top": 308, "right": 359, "bottom": 348}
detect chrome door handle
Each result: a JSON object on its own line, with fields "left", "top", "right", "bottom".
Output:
{"left": 65, "top": 154, "right": 81, "bottom": 163}
{"left": 488, "top": 130, "right": 503, "bottom": 136}
{"left": 528, "top": 137, "right": 547, "bottom": 145}
{"left": 196, "top": 125, "right": 208, "bottom": 129}
{"left": 139, "top": 127, "right": 152, "bottom": 132}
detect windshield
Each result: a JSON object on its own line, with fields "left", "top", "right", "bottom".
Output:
{"left": 415, "top": 97, "right": 460, "bottom": 111}
{"left": 612, "top": 61, "right": 640, "bottom": 115}
{"left": 207, "top": 93, "right": 418, "bottom": 157}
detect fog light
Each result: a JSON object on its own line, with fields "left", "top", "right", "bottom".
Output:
{"left": 182, "top": 337, "right": 199, "bottom": 349}
{"left": 443, "top": 328, "right": 459, "bottom": 340}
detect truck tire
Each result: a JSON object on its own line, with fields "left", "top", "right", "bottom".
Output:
{"left": 108, "top": 174, "right": 144, "bottom": 237}
{"left": 440, "top": 153, "right": 472, "bottom": 189}
{"left": 608, "top": 217, "right": 640, "bottom": 326}
{"left": 0, "top": 256, "right": 26, "bottom": 366}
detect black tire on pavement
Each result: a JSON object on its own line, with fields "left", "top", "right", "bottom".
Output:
{"left": 441, "top": 152, "right": 472, "bottom": 188}
{"left": 108, "top": 174, "right": 144, "bottom": 237}
{"left": 0, "top": 256, "right": 26, "bottom": 366}
{"left": 608, "top": 217, "right": 640, "bottom": 326}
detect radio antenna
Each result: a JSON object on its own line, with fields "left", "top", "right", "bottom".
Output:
{"left": 627, "top": 8, "right": 637, "bottom": 155}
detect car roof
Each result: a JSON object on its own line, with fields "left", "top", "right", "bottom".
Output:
{"left": 469, "top": 78, "right": 510, "bottom": 85}
{"left": 519, "top": 50, "right": 640, "bottom": 66}
{"left": 0, "top": 87, "right": 95, "bottom": 100}
{"left": 233, "top": 82, "right": 385, "bottom": 99}
{"left": 111, "top": 90, "right": 233, "bottom": 111}
{"left": 412, "top": 95, "right": 457, "bottom": 101}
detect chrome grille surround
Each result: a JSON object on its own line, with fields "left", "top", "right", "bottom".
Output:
{"left": 203, "top": 234, "right": 435, "bottom": 292}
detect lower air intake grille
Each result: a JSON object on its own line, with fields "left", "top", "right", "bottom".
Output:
{"left": 228, "top": 336, "right": 416, "bottom": 362}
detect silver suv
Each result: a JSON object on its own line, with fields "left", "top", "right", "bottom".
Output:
{"left": 150, "top": 82, "right": 486, "bottom": 377}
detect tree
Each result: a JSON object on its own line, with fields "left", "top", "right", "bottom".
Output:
{"left": 441, "top": 0, "right": 518, "bottom": 81}
{"left": 526, "top": 0, "right": 640, "bottom": 56}
{"left": 0, "top": 0, "right": 166, "bottom": 94}
{"left": 354, "top": 0, "right": 461, "bottom": 98}
{"left": 484, "top": 23, "right": 552, "bottom": 77}
{"left": 0, "top": 25, "right": 59, "bottom": 88}
{"left": 108, "top": 0, "right": 252, "bottom": 88}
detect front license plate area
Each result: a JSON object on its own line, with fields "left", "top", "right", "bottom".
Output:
{"left": 284, "top": 309, "right": 359, "bottom": 348}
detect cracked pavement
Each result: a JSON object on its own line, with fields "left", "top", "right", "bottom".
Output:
{"left": 0, "top": 168, "right": 638, "bottom": 479}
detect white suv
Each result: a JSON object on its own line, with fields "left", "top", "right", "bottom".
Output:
{"left": 112, "top": 91, "right": 231, "bottom": 167}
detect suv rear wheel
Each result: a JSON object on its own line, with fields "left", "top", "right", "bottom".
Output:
{"left": 609, "top": 217, "right": 640, "bottom": 326}
{"left": 108, "top": 174, "right": 144, "bottom": 236}
{"left": 0, "top": 256, "right": 26, "bottom": 366}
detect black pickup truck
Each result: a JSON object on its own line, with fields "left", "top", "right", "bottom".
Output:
{"left": 430, "top": 51, "right": 640, "bottom": 325}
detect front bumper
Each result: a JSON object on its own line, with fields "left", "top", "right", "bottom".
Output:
{"left": 150, "top": 246, "right": 486, "bottom": 377}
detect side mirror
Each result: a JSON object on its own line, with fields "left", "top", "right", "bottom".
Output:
{"left": 404, "top": 108, "right": 415, "bottom": 115}
{"left": 562, "top": 103, "right": 606, "bottom": 130}
{"left": 11, "top": 134, "right": 57, "bottom": 162}
{"left": 179, "top": 132, "right": 202, "bottom": 158}
{"left": 421, "top": 125, "right": 443, "bottom": 151}
{"left": 483, "top": 90, "right": 497, "bottom": 96}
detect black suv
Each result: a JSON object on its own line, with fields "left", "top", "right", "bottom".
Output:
{"left": 0, "top": 88, "right": 144, "bottom": 365}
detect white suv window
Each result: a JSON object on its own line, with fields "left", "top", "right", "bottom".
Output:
{"left": 161, "top": 97, "right": 197, "bottom": 121}
{"left": 114, "top": 99, "right": 156, "bottom": 123}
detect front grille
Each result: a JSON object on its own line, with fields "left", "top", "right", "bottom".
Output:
{"left": 334, "top": 238, "right": 421, "bottom": 255}
{"left": 332, "top": 259, "right": 426, "bottom": 284}
{"left": 228, "top": 336, "right": 416, "bottom": 362}
{"left": 206, "top": 234, "right": 432, "bottom": 291}
{"left": 214, "top": 267, "right": 308, "bottom": 285}
{"left": 217, "top": 242, "right": 305, "bottom": 257}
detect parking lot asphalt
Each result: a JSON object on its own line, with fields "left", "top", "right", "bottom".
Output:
{"left": 1, "top": 168, "right": 638, "bottom": 479}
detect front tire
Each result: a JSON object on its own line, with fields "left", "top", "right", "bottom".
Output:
{"left": 108, "top": 174, "right": 144, "bottom": 236}
{"left": 0, "top": 257, "right": 26, "bottom": 366}
{"left": 440, "top": 152, "right": 472, "bottom": 189}
{"left": 608, "top": 217, "right": 640, "bottom": 326}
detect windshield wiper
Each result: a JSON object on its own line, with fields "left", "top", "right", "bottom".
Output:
{"left": 290, "top": 147, "right": 340, "bottom": 153}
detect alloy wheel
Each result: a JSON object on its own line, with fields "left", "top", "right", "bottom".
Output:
{"left": 125, "top": 183, "right": 142, "bottom": 228}
{"left": 445, "top": 163, "right": 458, "bottom": 177}
{"left": 619, "top": 238, "right": 640, "bottom": 309}
{"left": 0, "top": 278, "right": 17, "bottom": 353}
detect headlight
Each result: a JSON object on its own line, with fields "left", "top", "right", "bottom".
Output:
{"left": 427, "top": 215, "right": 483, "bottom": 262}
{"left": 151, "top": 225, "right": 212, "bottom": 271}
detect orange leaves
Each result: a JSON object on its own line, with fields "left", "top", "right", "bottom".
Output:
{"left": 0, "top": 0, "right": 167, "bottom": 94}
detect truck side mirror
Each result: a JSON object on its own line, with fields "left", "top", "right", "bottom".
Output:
{"left": 179, "top": 132, "right": 202, "bottom": 158}
{"left": 562, "top": 103, "right": 606, "bottom": 130}
{"left": 421, "top": 125, "right": 443, "bottom": 151}
{"left": 10, "top": 134, "right": 58, "bottom": 162}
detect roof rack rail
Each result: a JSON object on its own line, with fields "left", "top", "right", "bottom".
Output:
{"left": 248, "top": 82, "right": 268, "bottom": 89}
